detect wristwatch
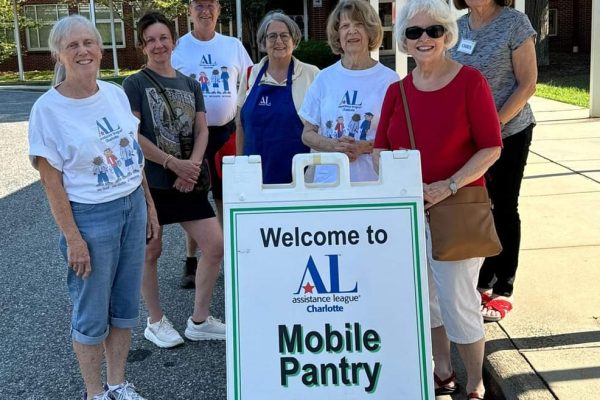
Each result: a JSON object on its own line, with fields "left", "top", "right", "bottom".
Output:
{"left": 449, "top": 178, "right": 458, "bottom": 195}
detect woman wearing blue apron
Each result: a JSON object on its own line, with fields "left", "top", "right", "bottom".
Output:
{"left": 236, "top": 11, "right": 319, "bottom": 184}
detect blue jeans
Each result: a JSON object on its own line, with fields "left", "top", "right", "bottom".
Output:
{"left": 479, "top": 124, "right": 534, "bottom": 297}
{"left": 60, "top": 186, "right": 146, "bottom": 345}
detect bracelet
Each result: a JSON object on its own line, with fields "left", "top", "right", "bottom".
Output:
{"left": 162, "top": 154, "right": 174, "bottom": 169}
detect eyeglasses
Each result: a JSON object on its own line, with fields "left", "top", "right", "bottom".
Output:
{"left": 266, "top": 32, "right": 292, "bottom": 43}
{"left": 405, "top": 25, "right": 446, "bottom": 40}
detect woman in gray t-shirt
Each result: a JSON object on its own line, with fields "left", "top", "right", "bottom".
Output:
{"left": 450, "top": 0, "right": 537, "bottom": 323}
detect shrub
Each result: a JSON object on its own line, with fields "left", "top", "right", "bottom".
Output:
{"left": 294, "top": 40, "right": 339, "bottom": 69}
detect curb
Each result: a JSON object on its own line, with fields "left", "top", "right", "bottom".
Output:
{"left": 484, "top": 323, "right": 556, "bottom": 399}
{"left": 0, "top": 85, "right": 49, "bottom": 92}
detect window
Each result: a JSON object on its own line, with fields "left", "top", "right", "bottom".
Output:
{"left": 79, "top": 3, "right": 126, "bottom": 48}
{"left": 24, "top": 4, "right": 69, "bottom": 50}
{"left": 548, "top": 8, "right": 557, "bottom": 36}
{"left": 379, "top": 0, "right": 395, "bottom": 55}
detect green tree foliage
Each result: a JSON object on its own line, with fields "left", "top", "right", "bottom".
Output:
{"left": 62, "top": 1, "right": 188, "bottom": 21}
{"left": 0, "top": 0, "right": 32, "bottom": 63}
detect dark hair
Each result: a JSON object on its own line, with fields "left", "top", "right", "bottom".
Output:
{"left": 136, "top": 11, "right": 177, "bottom": 48}
{"left": 453, "top": 0, "right": 512, "bottom": 10}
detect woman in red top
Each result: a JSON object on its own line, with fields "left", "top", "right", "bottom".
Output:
{"left": 373, "top": 0, "right": 502, "bottom": 398}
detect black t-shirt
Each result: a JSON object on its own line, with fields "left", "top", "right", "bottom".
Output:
{"left": 123, "top": 69, "right": 205, "bottom": 189}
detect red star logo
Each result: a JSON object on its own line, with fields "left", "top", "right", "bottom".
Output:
{"left": 303, "top": 282, "right": 314, "bottom": 294}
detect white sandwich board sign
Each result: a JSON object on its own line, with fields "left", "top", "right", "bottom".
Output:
{"left": 223, "top": 152, "right": 433, "bottom": 400}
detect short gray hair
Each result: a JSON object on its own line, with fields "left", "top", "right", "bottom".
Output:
{"left": 48, "top": 15, "right": 103, "bottom": 85}
{"left": 256, "top": 11, "right": 302, "bottom": 52}
{"left": 394, "top": 0, "right": 458, "bottom": 54}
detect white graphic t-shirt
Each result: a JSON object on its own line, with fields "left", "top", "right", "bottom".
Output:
{"left": 29, "top": 80, "right": 143, "bottom": 204}
{"left": 299, "top": 61, "right": 399, "bottom": 183}
{"left": 172, "top": 32, "right": 252, "bottom": 126}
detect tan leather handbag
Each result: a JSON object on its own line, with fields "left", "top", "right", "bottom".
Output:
{"left": 398, "top": 79, "right": 502, "bottom": 261}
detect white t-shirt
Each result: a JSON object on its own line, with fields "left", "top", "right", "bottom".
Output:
{"left": 29, "top": 80, "right": 143, "bottom": 204}
{"left": 172, "top": 32, "right": 252, "bottom": 127}
{"left": 299, "top": 60, "right": 399, "bottom": 183}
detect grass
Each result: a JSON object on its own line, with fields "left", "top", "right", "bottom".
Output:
{"left": 0, "top": 69, "right": 138, "bottom": 86}
{"left": 536, "top": 74, "right": 590, "bottom": 108}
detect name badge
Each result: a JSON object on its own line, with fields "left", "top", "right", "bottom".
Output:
{"left": 457, "top": 39, "right": 476, "bottom": 54}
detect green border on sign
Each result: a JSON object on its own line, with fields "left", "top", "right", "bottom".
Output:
{"left": 228, "top": 202, "right": 430, "bottom": 399}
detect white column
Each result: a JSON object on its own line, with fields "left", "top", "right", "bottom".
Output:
{"left": 11, "top": 0, "right": 24, "bottom": 81}
{"left": 395, "top": 0, "right": 408, "bottom": 77}
{"left": 303, "top": 0, "right": 309, "bottom": 41}
{"left": 369, "top": 0, "right": 379, "bottom": 61}
{"left": 89, "top": 0, "right": 96, "bottom": 25}
{"left": 108, "top": 0, "right": 119, "bottom": 77}
{"left": 590, "top": 0, "right": 600, "bottom": 117}
{"left": 236, "top": 0, "right": 242, "bottom": 41}
{"left": 514, "top": 0, "right": 525, "bottom": 13}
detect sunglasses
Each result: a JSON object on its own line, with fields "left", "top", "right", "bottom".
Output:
{"left": 405, "top": 25, "right": 446, "bottom": 40}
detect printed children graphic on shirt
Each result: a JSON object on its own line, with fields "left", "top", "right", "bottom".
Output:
{"left": 211, "top": 69, "right": 220, "bottom": 93}
{"left": 360, "top": 112, "right": 373, "bottom": 140}
{"left": 348, "top": 113, "right": 361, "bottom": 138}
{"left": 92, "top": 156, "right": 110, "bottom": 186}
{"left": 220, "top": 66, "right": 230, "bottom": 93}
{"left": 334, "top": 116, "right": 345, "bottom": 138}
{"left": 104, "top": 148, "right": 126, "bottom": 180}
{"left": 119, "top": 137, "right": 137, "bottom": 175}
{"left": 324, "top": 120, "right": 336, "bottom": 138}
{"left": 132, "top": 138, "right": 144, "bottom": 169}
{"left": 92, "top": 115, "right": 142, "bottom": 190}
{"left": 199, "top": 72, "right": 210, "bottom": 93}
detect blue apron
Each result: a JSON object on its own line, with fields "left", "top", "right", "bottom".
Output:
{"left": 240, "top": 60, "right": 308, "bottom": 184}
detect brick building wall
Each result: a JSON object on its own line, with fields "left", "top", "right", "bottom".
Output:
{"left": 548, "top": 0, "right": 592, "bottom": 53}
{"left": 1, "top": 0, "right": 594, "bottom": 73}
{"left": 0, "top": 0, "right": 146, "bottom": 72}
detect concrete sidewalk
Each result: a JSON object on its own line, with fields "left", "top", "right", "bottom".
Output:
{"left": 449, "top": 96, "right": 600, "bottom": 399}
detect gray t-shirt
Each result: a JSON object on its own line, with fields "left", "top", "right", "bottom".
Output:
{"left": 123, "top": 69, "right": 205, "bottom": 188}
{"left": 450, "top": 7, "right": 537, "bottom": 138}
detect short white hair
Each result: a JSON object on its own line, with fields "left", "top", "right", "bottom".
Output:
{"left": 48, "top": 15, "right": 103, "bottom": 85}
{"left": 394, "top": 0, "right": 458, "bottom": 54}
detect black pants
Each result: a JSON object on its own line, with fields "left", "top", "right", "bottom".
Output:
{"left": 205, "top": 120, "right": 236, "bottom": 200}
{"left": 478, "top": 124, "right": 534, "bottom": 297}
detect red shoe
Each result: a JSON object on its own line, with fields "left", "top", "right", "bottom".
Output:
{"left": 468, "top": 392, "right": 484, "bottom": 399}
{"left": 434, "top": 370, "right": 459, "bottom": 396}
{"left": 482, "top": 297, "right": 513, "bottom": 322}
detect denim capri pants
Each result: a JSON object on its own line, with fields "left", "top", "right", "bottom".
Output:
{"left": 59, "top": 186, "right": 146, "bottom": 345}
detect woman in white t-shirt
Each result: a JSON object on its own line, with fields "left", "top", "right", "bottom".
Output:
{"left": 299, "top": 0, "right": 399, "bottom": 183}
{"left": 28, "top": 15, "right": 158, "bottom": 400}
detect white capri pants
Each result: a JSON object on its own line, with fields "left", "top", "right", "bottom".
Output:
{"left": 426, "top": 222, "right": 485, "bottom": 344}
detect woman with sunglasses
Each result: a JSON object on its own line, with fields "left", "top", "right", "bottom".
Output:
{"left": 450, "top": 0, "right": 537, "bottom": 323}
{"left": 236, "top": 11, "right": 319, "bottom": 184}
{"left": 299, "top": 0, "right": 398, "bottom": 183}
{"left": 373, "top": 0, "right": 502, "bottom": 398}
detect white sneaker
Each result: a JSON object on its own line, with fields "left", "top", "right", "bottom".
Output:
{"left": 144, "top": 315, "right": 184, "bottom": 348}
{"left": 184, "top": 316, "right": 226, "bottom": 341}
{"left": 109, "top": 382, "right": 146, "bottom": 400}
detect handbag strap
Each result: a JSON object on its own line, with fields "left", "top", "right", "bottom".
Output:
{"left": 140, "top": 68, "right": 176, "bottom": 123}
{"left": 140, "top": 68, "right": 195, "bottom": 160}
{"left": 399, "top": 79, "right": 416, "bottom": 150}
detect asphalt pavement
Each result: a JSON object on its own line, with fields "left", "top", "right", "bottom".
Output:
{"left": 1, "top": 89, "right": 598, "bottom": 399}
{"left": 0, "top": 89, "right": 227, "bottom": 399}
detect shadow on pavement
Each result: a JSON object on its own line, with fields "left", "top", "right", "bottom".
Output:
{"left": 0, "top": 180, "right": 228, "bottom": 399}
